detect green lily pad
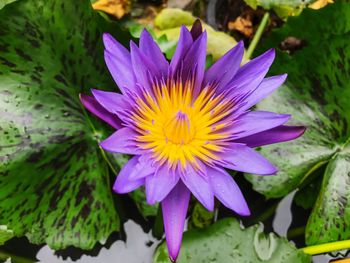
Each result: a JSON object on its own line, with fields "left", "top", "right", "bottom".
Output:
{"left": 245, "top": 1, "right": 350, "bottom": 245}
{"left": 153, "top": 218, "right": 311, "bottom": 263}
{"left": 0, "top": 0, "right": 130, "bottom": 249}
{"left": 243, "top": 0, "right": 316, "bottom": 17}
{"left": 153, "top": 8, "right": 239, "bottom": 61}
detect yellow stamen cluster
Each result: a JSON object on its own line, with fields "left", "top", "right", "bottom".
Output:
{"left": 132, "top": 79, "right": 233, "bottom": 170}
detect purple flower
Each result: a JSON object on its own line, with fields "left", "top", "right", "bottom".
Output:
{"left": 80, "top": 21, "right": 305, "bottom": 261}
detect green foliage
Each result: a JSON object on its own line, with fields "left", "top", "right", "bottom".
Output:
{"left": 130, "top": 188, "right": 159, "bottom": 218}
{"left": 0, "top": 0, "right": 131, "bottom": 249}
{"left": 245, "top": 0, "right": 350, "bottom": 245}
{"left": 0, "top": 226, "right": 14, "bottom": 245}
{"left": 0, "top": 0, "right": 17, "bottom": 10}
{"left": 188, "top": 202, "right": 214, "bottom": 229}
{"left": 153, "top": 8, "right": 239, "bottom": 61}
{"left": 154, "top": 218, "right": 311, "bottom": 263}
{"left": 243, "top": 0, "right": 316, "bottom": 17}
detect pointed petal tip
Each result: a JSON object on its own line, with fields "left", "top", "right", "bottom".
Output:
{"left": 190, "top": 19, "right": 203, "bottom": 40}
{"left": 79, "top": 93, "right": 89, "bottom": 107}
{"left": 169, "top": 252, "right": 179, "bottom": 262}
{"left": 237, "top": 40, "right": 244, "bottom": 48}
{"left": 102, "top": 33, "right": 115, "bottom": 49}
{"left": 102, "top": 32, "right": 110, "bottom": 42}
{"left": 236, "top": 205, "right": 251, "bottom": 217}
{"left": 258, "top": 166, "right": 278, "bottom": 176}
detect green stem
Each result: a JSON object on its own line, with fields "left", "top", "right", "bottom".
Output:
{"left": 246, "top": 12, "right": 270, "bottom": 60}
{"left": 287, "top": 226, "right": 305, "bottom": 239}
{"left": 301, "top": 239, "right": 350, "bottom": 255}
{"left": 246, "top": 201, "right": 279, "bottom": 226}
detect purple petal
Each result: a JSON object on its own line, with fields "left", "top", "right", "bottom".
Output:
{"left": 234, "top": 125, "right": 306, "bottom": 148}
{"left": 103, "top": 33, "right": 136, "bottom": 94}
{"left": 113, "top": 156, "right": 145, "bottom": 193}
{"left": 190, "top": 19, "right": 202, "bottom": 40}
{"left": 219, "top": 143, "right": 277, "bottom": 175}
{"left": 231, "top": 111, "right": 291, "bottom": 139}
{"left": 207, "top": 166, "right": 250, "bottom": 216}
{"left": 91, "top": 89, "right": 131, "bottom": 116}
{"left": 130, "top": 41, "right": 160, "bottom": 91}
{"left": 181, "top": 164, "right": 214, "bottom": 211}
{"left": 161, "top": 181, "right": 190, "bottom": 262}
{"left": 170, "top": 26, "right": 193, "bottom": 75}
{"left": 182, "top": 31, "right": 207, "bottom": 98}
{"left": 128, "top": 154, "right": 157, "bottom": 180}
{"left": 222, "top": 49, "right": 275, "bottom": 96}
{"left": 139, "top": 29, "right": 169, "bottom": 76}
{"left": 204, "top": 41, "right": 244, "bottom": 91}
{"left": 79, "top": 94, "right": 121, "bottom": 129}
{"left": 145, "top": 166, "right": 180, "bottom": 204}
{"left": 100, "top": 127, "right": 140, "bottom": 155}
{"left": 241, "top": 74, "right": 287, "bottom": 111}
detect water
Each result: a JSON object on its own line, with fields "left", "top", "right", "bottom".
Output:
{"left": 37, "top": 221, "right": 160, "bottom": 263}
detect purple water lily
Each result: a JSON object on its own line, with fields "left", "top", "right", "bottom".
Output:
{"left": 80, "top": 21, "right": 305, "bottom": 261}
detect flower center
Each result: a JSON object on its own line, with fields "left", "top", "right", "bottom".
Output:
{"left": 132, "top": 79, "right": 233, "bottom": 169}
{"left": 164, "top": 111, "right": 195, "bottom": 145}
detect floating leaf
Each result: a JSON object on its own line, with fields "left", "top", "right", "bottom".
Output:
{"left": 153, "top": 218, "right": 311, "bottom": 263}
{"left": 153, "top": 8, "right": 239, "bottom": 61}
{"left": 243, "top": 0, "right": 316, "bottom": 17}
{"left": 0, "top": 0, "right": 130, "bottom": 249}
{"left": 245, "top": 1, "right": 350, "bottom": 245}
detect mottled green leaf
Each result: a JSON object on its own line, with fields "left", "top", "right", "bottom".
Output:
{"left": 306, "top": 143, "right": 350, "bottom": 245}
{"left": 0, "top": 0, "right": 130, "bottom": 249}
{"left": 154, "top": 218, "right": 311, "bottom": 263}
{"left": 245, "top": 1, "right": 350, "bottom": 245}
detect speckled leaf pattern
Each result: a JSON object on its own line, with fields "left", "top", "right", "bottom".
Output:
{"left": 306, "top": 143, "right": 350, "bottom": 245}
{"left": 245, "top": 1, "right": 350, "bottom": 245}
{"left": 0, "top": 0, "right": 129, "bottom": 249}
{"left": 154, "top": 218, "right": 311, "bottom": 263}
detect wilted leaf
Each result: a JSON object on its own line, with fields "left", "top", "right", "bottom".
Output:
{"left": 92, "top": 0, "right": 131, "bottom": 19}
{"left": 228, "top": 16, "right": 254, "bottom": 38}
{"left": 309, "top": 0, "right": 333, "bottom": 9}
{"left": 0, "top": 0, "right": 130, "bottom": 249}
{"left": 154, "top": 219, "right": 311, "bottom": 263}
{"left": 245, "top": 1, "right": 350, "bottom": 245}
